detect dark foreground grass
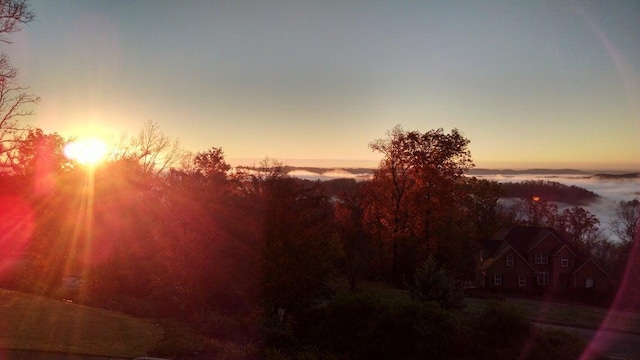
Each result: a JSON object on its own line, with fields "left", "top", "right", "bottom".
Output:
{"left": 334, "top": 279, "right": 640, "bottom": 334}
{"left": 466, "top": 296, "right": 640, "bottom": 334}
{"left": 0, "top": 289, "right": 162, "bottom": 358}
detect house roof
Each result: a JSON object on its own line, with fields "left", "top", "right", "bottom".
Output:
{"left": 481, "top": 239, "right": 504, "bottom": 255}
{"left": 491, "top": 226, "right": 562, "bottom": 256}
{"left": 552, "top": 244, "right": 579, "bottom": 257}
{"left": 481, "top": 226, "right": 607, "bottom": 278}
{"left": 573, "top": 258, "right": 609, "bottom": 277}
{"left": 480, "top": 241, "right": 511, "bottom": 270}
{"left": 481, "top": 242, "right": 537, "bottom": 273}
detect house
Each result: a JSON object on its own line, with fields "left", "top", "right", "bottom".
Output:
{"left": 480, "top": 226, "right": 608, "bottom": 293}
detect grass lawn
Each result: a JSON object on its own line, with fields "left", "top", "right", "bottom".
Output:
{"left": 335, "top": 279, "right": 640, "bottom": 334}
{"left": 0, "top": 289, "right": 163, "bottom": 358}
{"left": 466, "top": 296, "right": 640, "bottom": 334}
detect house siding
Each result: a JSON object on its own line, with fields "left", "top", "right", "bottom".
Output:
{"left": 552, "top": 246, "right": 578, "bottom": 291}
{"left": 485, "top": 248, "right": 535, "bottom": 291}
{"left": 574, "top": 261, "right": 608, "bottom": 291}
{"left": 528, "top": 234, "right": 561, "bottom": 287}
{"left": 480, "top": 226, "right": 609, "bottom": 296}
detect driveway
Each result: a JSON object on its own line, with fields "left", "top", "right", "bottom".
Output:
{"left": 536, "top": 323, "right": 640, "bottom": 359}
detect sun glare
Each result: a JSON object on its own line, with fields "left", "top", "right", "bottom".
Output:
{"left": 64, "top": 138, "right": 108, "bottom": 165}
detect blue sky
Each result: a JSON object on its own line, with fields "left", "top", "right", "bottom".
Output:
{"left": 7, "top": 0, "right": 640, "bottom": 169}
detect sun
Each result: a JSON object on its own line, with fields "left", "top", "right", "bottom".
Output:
{"left": 64, "top": 137, "right": 109, "bottom": 165}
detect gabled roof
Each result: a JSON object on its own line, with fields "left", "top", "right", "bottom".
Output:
{"left": 552, "top": 244, "right": 578, "bottom": 257}
{"left": 480, "top": 241, "right": 511, "bottom": 270}
{"left": 573, "top": 258, "right": 609, "bottom": 277}
{"left": 480, "top": 241, "right": 537, "bottom": 272}
{"left": 493, "top": 226, "right": 563, "bottom": 256}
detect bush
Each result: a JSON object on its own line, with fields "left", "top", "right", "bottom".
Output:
{"left": 300, "top": 293, "right": 379, "bottom": 354}
{"left": 410, "top": 256, "right": 466, "bottom": 310}
{"left": 298, "top": 293, "right": 470, "bottom": 360}
{"left": 262, "top": 316, "right": 300, "bottom": 349}
{"left": 360, "top": 300, "right": 468, "bottom": 360}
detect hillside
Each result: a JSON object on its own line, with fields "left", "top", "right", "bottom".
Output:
{"left": 500, "top": 180, "right": 600, "bottom": 205}
{"left": 0, "top": 289, "right": 162, "bottom": 358}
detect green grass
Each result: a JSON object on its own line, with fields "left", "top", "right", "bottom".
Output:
{"left": 0, "top": 288, "right": 163, "bottom": 358}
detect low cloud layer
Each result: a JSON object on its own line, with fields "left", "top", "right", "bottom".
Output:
{"left": 474, "top": 174, "right": 640, "bottom": 239}
{"left": 289, "top": 169, "right": 639, "bottom": 239}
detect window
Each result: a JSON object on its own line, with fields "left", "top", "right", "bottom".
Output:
{"left": 534, "top": 253, "right": 548, "bottom": 264}
{"left": 493, "top": 274, "right": 502, "bottom": 286}
{"left": 537, "top": 272, "right": 549, "bottom": 285}
{"left": 561, "top": 258, "right": 569, "bottom": 267}
{"left": 586, "top": 278, "right": 594, "bottom": 289}
{"left": 518, "top": 275, "right": 526, "bottom": 287}
{"left": 506, "top": 255, "right": 514, "bottom": 267}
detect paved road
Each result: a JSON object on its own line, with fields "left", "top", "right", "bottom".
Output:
{"left": 536, "top": 323, "right": 640, "bottom": 359}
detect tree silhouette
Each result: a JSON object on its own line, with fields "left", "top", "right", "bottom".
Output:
{"left": 0, "top": 0, "right": 39, "bottom": 172}
{"left": 367, "top": 125, "right": 473, "bottom": 283}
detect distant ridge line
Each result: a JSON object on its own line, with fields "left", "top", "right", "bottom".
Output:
{"left": 272, "top": 166, "right": 637, "bottom": 178}
{"left": 469, "top": 168, "right": 591, "bottom": 176}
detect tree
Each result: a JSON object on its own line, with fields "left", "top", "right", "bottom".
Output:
{"left": 609, "top": 199, "right": 640, "bottom": 284}
{"left": 459, "top": 177, "right": 505, "bottom": 240}
{"left": 0, "top": 0, "right": 39, "bottom": 172}
{"left": 366, "top": 125, "right": 473, "bottom": 283}
{"left": 193, "top": 146, "right": 230, "bottom": 179}
{"left": 13, "top": 128, "right": 71, "bottom": 175}
{"left": 0, "top": 0, "right": 34, "bottom": 43}
{"left": 111, "top": 121, "right": 185, "bottom": 177}
{"left": 610, "top": 199, "right": 640, "bottom": 245}
{"left": 240, "top": 162, "right": 340, "bottom": 319}
{"left": 556, "top": 206, "right": 602, "bottom": 255}
{"left": 335, "top": 184, "right": 371, "bottom": 291}
{"left": 512, "top": 197, "right": 560, "bottom": 228}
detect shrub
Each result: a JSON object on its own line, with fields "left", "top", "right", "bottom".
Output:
{"left": 299, "top": 293, "right": 379, "bottom": 355}
{"left": 262, "top": 316, "right": 300, "bottom": 349}
{"left": 410, "top": 256, "right": 466, "bottom": 310}
{"left": 360, "top": 300, "right": 468, "bottom": 360}
{"left": 299, "top": 293, "right": 470, "bottom": 360}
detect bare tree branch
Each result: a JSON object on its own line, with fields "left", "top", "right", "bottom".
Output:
{"left": 0, "top": 0, "right": 35, "bottom": 44}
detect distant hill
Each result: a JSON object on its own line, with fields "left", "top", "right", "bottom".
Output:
{"left": 593, "top": 172, "right": 640, "bottom": 179}
{"left": 468, "top": 168, "right": 591, "bottom": 176}
{"left": 500, "top": 180, "right": 600, "bottom": 205}
{"left": 278, "top": 166, "right": 640, "bottom": 178}
{"left": 281, "top": 167, "right": 610, "bottom": 205}
{"left": 282, "top": 167, "right": 600, "bottom": 177}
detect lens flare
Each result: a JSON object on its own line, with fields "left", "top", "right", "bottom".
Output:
{"left": 64, "top": 138, "right": 108, "bottom": 165}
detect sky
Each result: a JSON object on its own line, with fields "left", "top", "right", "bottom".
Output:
{"left": 5, "top": 1, "right": 640, "bottom": 170}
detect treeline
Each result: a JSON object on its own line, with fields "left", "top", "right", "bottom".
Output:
{"left": 501, "top": 180, "right": 599, "bottom": 205}
{"left": 2, "top": 123, "right": 637, "bottom": 358}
